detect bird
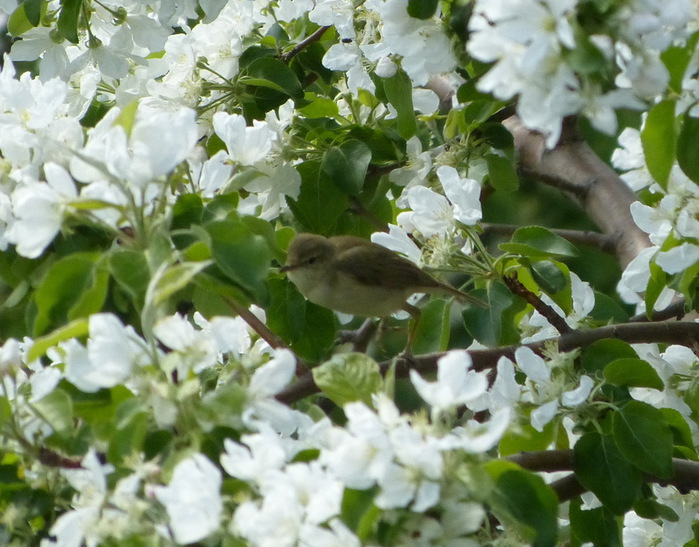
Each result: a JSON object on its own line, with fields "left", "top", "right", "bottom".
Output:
{"left": 281, "top": 232, "right": 477, "bottom": 321}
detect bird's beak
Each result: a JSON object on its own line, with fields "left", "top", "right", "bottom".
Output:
{"left": 280, "top": 264, "right": 295, "bottom": 273}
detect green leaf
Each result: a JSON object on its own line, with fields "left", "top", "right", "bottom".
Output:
{"left": 27, "top": 318, "right": 89, "bottom": 362}
{"left": 198, "top": 383, "right": 247, "bottom": 430}
{"left": 581, "top": 338, "right": 637, "bottom": 376}
{"left": 24, "top": 0, "right": 44, "bottom": 27}
{"left": 107, "top": 412, "right": 148, "bottom": 465}
{"left": 109, "top": 249, "right": 150, "bottom": 310}
{"left": 341, "top": 488, "right": 380, "bottom": 540}
{"left": 589, "top": 291, "right": 630, "bottom": 324}
{"left": 8, "top": 3, "right": 34, "bottom": 36}
{"left": 206, "top": 220, "right": 271, "bottom": 299}
{"left": 298, "top": 92, "right": 340, "bottom": 118}
{"left": 33, "top": 253, "right": 108, "bottom": 336}
{"left": 661, "top": 408, "right": 696, "bottom": 456}
{"left": 567, "top": 24, "right": 609, "bottom": 75}
{"left": 57, "top": 0, "right": 81, "bottom": 44}
{"left": 641, "top": 100, "right": 676, "bottom": 189}
{"left": 241, "top": 215, "right": 287, "bottom": 267}
{"left": 313, "top": 353, "right": 382, "bottom": 407}
{"left": 677, "top": 113, "right": 699, "bottom": 184}
{"left": 633, "top": 498, "right": 680, "bottom": 522}
{"left": 463, "top": 100, "right": 499, "bottom": 128}
{"left": 287, "top": 300, "right": 336, "bottom": 362}
{"left": 239, "top": 45, "right": 275, "bottom": 69}
{"left": 244, "top": 57, "right": 304, "bottom": 100}
{"left": 69, "top": 384, "right": 132, "bottom": 425}
{"left": 383, "top": 69, "right": 417, "bottom": 140}
{"left": 574, "top": 431, "right": 641, "bottom": 514}
{"left": 348, "top": 126, "right": 402, "bottom": 164}
{"left": 287, "top": 161, "right": 348, "bottom": 234}
{"left": 490, "top": 469, "right": 559, "bottom": 547}
{"left": 462, "top": 281, "right": 523, "bottom": 346}
{"left": 114, "top": 100, "right": 139, "bottom": 136}
{"left": 499, "top": 420, "right": 556, "bottom": 456}
{"left": 321, "top": 140, "right": 372, "bottom": 195}
{"left": 569, "top": 498, "right": 621, "bottom": 547}
{"left": 172, "top": 193, "right": 204, "bottom": 230}
{"left": 530, "top": 260, "right": 567, "bottom": 294}
{"left": 644, "top": 259, "right": 666, "bottom": 319}
{"left": 0, "top": 396, "right": 11, "bottom": 428}
{"left": 678, "top": 258, "right": 699, "bottom": 307}
{"left": 613, "top": 400, "right": 674, "bottom": 478}
{"left": 407, "top": 0, "right": 438, "bottom": 19}
{"left": 486, "top": 152, "right": 519, "bottom": 193}
{"left": 146, "top": 260, "right": 211, "bottom": 309}
{"left": 32, "top": 389, "right": 73, "bottom": 434}
{"left": 266, "top": 278, "right": 314, "bottom": 341}
{"left": 662, "top": 31, "right": 699, "bottom": 93}
{"left": 481, "top": 122, "right": 515, "bottom": 150}
{"left": 412, "top": 299, "right": 451, "bottom": 354}
{"left": 499, "top": 226, "right": 578, "bottom": 259}
{"left": 603, "top": 358, "right": 664, "bottom": 390}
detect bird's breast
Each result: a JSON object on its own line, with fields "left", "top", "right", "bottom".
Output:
{"left": 299, "top": 270, "right": 413, "bottom": 317}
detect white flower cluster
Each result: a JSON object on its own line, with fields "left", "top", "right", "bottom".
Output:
{"left": 467, "top": 0, "right": 694, "bottom": 146}
{"left": 318, "top": 0, "right": 456, "bottom": 93}
{"left": 5, "top": 332, "right": 513, "bottom": 545}
{"left": 612, "top": 128, "right": 699, "bottom": 308}
{"left": 12, "top": 326, "right": 609, "bottom": 545}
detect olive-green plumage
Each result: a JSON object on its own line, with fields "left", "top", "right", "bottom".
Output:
{"left": 281, "top": 233, "right": 468, "bottom": 317}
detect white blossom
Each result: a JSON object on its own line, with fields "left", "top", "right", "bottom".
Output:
{"left": 153, "top": 454, "right": 222, "bottom": 544}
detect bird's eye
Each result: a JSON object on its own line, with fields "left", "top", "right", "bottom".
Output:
{"left": 306, "top": 257, "right": 317, "bottom": 265}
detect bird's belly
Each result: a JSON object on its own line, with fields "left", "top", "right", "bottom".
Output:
{"left": 306, "top": 276, "right": 411, "bottom": 317}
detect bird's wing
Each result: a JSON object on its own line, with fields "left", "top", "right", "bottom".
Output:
{"left": 333, "top": 240, "right": 438, "bottom": 290}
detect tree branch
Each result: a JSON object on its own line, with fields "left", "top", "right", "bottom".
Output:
{"left": 280, "top": 26, "right": 331, "bottom": 63}
{"left": 225, "top": 297, "right": 310, "bottom": 375}
{"left": 630, "top": 298, "right": 689, "bottom": 322}
{"left": 503, "top": 116, "right": 651, "bottom": 269}
{"left": 275, "top": 321, "right": 699, "bottom": 403}
{"left": 503, "top": 275, "right": 573, "bottom": 335}
{"left": 507, "top": 450, "right": 699, "bottom": 499}
{"left": 426, "top": 75, "right": 651, "bottom": 269}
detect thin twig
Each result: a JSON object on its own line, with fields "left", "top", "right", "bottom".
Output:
{"left": 629, "top": 298, "right": 688, "bottom": 322}
{"left": 503, "top": 275, "right": 572, "bottom": 335}
{"left": 225, "top": 297, "right": 309, "bottom": 375}
{"left": 280, "top": 26, "right": 331, "bottom": 63}
{"left": 225, "top": 297, "right": 287, "bottom": 349}
{"left": 519, "top": 168, "right": 592, "bottom": 199}
{"left": 337, "top": 319, "right": 379, "bottom": 353}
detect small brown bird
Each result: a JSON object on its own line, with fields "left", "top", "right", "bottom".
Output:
{"left": 281, "top": 233, "right": 475, "bottom": 320}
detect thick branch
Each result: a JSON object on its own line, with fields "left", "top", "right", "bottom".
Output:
{"left": 503, "top": 116, "right": 651, "bottom": 268}
{"left": 426, "top": 75, "right": 651, "bottom": 268}
{"left": 275, "top": 321, "right": 699, "bottom": 404}
{"left": 508, "top": 450, "right": 699, "bottom": 499}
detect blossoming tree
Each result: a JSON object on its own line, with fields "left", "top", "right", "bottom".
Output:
{"left": 0, "top": 0, "right": 698, "bottom": 545}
